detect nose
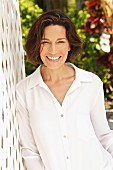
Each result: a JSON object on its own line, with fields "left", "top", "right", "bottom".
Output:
{"left": 48, "top": 44, "right": 57, "bottom": 54}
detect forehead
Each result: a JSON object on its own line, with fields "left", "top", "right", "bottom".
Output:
{"left": 42, "top": 25, "right": 67, "bottom": 38}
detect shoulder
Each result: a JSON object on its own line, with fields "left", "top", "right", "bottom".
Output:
{"left": 73, "top": 64, "right": 103, "bottom": 87}
{"left": 84, "top": 69, "right": 102, "bottom": 84}
{"left": 87, "top": 70, "right": 102, "bottom": 86}
{"left": 16, "top": 67, "right": 39, "bottom": 95}
{"left": 16, "top": 74, "right": 32, "bottom": 92}
{"left": 67, "top": 63, "right": 103, "bottom": 87}
{"left": 75, "top": 67, "right": 104, "bottom": 97}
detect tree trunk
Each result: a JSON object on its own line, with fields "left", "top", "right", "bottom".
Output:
{"left": 51, "top": 0, "right": 64, "bottom": 11}
{"left": 64, "top": 0, "right": 68, "bottom": 12}
{"left": 35, "top": 0, "right": 65, "bottom": 11}
{"left": 46, "top": 0, "right": 52, "bottom": 11}
{"left": 76, "top": 0, "right": 82, "bottom": 11}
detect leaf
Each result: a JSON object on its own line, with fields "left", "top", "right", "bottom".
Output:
{"left": 84, "top": 0, "right": 97, "bottom": 7}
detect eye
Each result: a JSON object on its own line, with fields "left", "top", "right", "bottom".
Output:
{"left": 41, "top": 41, "right": 49, "bottom": 44}
{"left": 57, "top": 41, "right": 65, "bottom": 43}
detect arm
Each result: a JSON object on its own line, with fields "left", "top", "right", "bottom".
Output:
{"left": 16, "top": 84, "right": 44, "bottom": 170}
{"left": 90, "top": 82, "right": 113, "bottom": 157}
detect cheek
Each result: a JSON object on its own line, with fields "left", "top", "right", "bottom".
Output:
{"left": 40, "top": 45, "right": 44, "bottom": 54}
{"left": 62, "top": 46, "right": 70, "bottom": 54}
{"left": 40, "top": 45, "right": 49, "bottom": 55}
{"left": 65, "top": 43, "right": 70, "bottom": 50}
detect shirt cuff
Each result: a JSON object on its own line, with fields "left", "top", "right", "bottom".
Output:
{"left": 21, "top": 147, "right": 41, "bottom": 160}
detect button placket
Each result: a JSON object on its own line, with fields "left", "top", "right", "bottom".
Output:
{"left": 51, "top": 93, "right": 72, "bottom": 170}
{"left": 58, "top": 110, "right": 72, "bottom": 170}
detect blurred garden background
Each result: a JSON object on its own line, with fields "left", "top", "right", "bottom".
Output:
{"left": 19, "top": 0, "right": 113, "bottom": 110}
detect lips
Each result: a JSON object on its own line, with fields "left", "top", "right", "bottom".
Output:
{"left": 47, "top": 56, "right": 61, "bottom": 61}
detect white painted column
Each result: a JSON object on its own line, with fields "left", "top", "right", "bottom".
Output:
{"left": 0, "top": 0, "right": 25, "bottom": 169}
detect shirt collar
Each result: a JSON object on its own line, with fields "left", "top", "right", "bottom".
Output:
{"left": 70, "top": 63, "right": 93, "bottom": 83}
{"left": 28, "top": 63, "right": 93, "bottom": 89}
{"left": 28, "top": 65, "right": 43, "bottom": 89}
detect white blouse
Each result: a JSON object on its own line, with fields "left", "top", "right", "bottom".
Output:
{"left": 16, "top": 63, "right": 113, "bottom": 170}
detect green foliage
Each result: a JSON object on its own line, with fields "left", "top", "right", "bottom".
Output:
{"left": 19, "top": 0, "right": 43, "bottom": 44}
{"left": 19, "top": 0, "right": 43, "bottom": 75}
{"left": 73, "top": 8, "right": 90, "bottom": 28}
{"left": 70, "top": 7, "right": 112, "bottom": 105}
{"left": 71, "top": 9, "right": 99, "bottom": 68}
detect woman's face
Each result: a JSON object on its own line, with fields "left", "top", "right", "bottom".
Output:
{"left": 40, "top": 25, "right": 70, "bottom": 70}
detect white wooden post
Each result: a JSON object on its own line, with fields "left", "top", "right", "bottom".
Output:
{"left": 0, "top": 0, "right": 25, "bottom": 169}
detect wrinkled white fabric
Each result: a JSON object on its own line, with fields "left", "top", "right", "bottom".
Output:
{"left": 16, "top": 63, "right": 113, "bottom": 170}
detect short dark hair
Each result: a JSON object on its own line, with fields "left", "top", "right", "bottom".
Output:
{"left": 25, "top": 9, "right": 83, "bottom": 64}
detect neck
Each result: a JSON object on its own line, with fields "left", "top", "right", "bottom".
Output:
{"left": 41, "top": 64, "right": 74, "bottom": 83}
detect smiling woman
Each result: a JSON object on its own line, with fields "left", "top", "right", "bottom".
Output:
{"left": 24, "top": 9, "right": 82, "bottom": 65}
{"left": 40, "top": 25, "right": 70, "bottom": 69}
{"left": 16, "top": 9, "right": 113, "bottom": 170}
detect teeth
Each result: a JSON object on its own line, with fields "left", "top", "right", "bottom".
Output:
{"left": 47, "top": 56, "right": 60, "bottom": 60}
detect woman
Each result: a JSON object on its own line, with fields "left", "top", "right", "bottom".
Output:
{"left": 16, "top": 9, "right": 113, "bottom": 170}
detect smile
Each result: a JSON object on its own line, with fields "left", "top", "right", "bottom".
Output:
{"left": 47, "top": 56, "right": 61, "bottom": 60}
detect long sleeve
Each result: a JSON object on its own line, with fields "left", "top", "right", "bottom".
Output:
{"left": 16, "top": 84, "right": 45, "bottom": 170}
{"left": 90, "top": 83, "right": 113, "bottom": 157}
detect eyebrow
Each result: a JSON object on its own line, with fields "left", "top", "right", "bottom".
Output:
{"left": 41, "top": 38, "right": 66, "bottom": 40}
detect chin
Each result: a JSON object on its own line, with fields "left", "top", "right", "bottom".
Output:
{"left": 44, "top": 63, "right": 64, "bottom": 70}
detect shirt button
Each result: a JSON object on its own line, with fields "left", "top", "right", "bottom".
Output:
{"left": 66, "top": 156, "right": 69, "bottom": 159}
{"left": 63, "top": 135, "right": 66, "bottom": 138}
{"left": 61, "top": 114, "right": 63, "bottom": 117}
